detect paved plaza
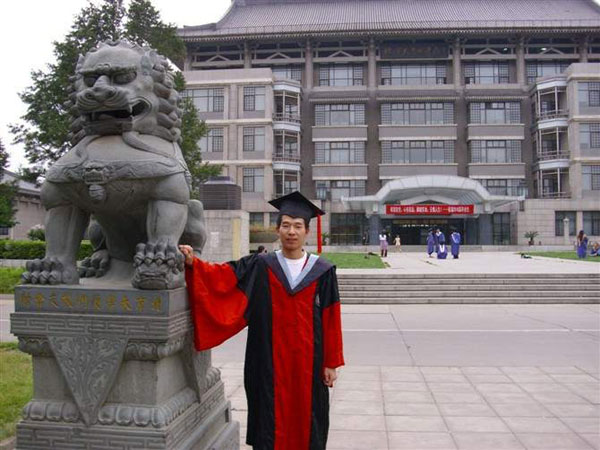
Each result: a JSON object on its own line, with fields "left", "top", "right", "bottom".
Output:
{"left": 345, "top": 251, "right": 600, "bottom": 274}
{"left": 215, "top": 303, "right": 600, "bottom": 450}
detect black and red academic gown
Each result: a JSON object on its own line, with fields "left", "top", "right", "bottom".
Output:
{"left": 185, "top": 251, "right": 344, "bottom": 450}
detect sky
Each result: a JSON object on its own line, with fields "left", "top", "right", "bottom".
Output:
{"left": 0, "top": 0, "right": 233, "bottom": 171}
{"left": 2, "top": 0, "right": 600, "bottom": 171}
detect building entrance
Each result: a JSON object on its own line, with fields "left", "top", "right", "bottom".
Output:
{"left": 381, "top": 218, "right": 468, "bottom": 245}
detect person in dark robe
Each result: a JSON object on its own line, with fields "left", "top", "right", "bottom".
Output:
{"left": 180, "top": 191, "right": 344, "bottom": 450}
{"left": 576, "top": 230, "right": 589, "bottom": 258}
{"left": 436, "top": 228, "right": 448, "bottom": 259}
{"left": 450, "top": 228, "right": 461, "bottom": 259}
{"left": 426, "top": 229, "right": 435, "bottom": 257}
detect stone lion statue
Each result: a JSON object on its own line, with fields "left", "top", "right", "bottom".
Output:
{"left": 22, "top": 40, "right": 206, "bottom": 290}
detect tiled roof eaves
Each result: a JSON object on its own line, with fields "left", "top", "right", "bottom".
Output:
{"left": 180, "top": 20, "right": 600, "bottom": 41}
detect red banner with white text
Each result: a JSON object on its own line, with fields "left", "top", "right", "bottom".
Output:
{"left": 386, "top": 204, "right": 475, "bottom": 215}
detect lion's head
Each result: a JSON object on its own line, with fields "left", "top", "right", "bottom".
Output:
{"left": 66, "top": 40, "right": 182, "bottom": 145}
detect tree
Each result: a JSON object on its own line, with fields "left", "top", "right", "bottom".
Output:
{"left": 0, "top": 138, "right": 18, "bottom": 228}
{"left": 124, "top": 0, "right": 186, "bottom": 66}
{"left": 10, "top": 1, "right": 126, "bottom": 173}
{"left": 10, "top": 0, "right": 192, "bottom": 176}
{"left": 174, "top": 72, "right": 223, "bottom": 196}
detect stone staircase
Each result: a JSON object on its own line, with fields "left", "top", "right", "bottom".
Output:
{"left": 337, "top": 273, "right": 600, "bottom": 304}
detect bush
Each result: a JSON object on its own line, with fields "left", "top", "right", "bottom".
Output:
{"left": 0, "top": 240, "right": 93, "bottom": 260}
{"left": 27, "top": 224, "right": 45, "bottom": 241}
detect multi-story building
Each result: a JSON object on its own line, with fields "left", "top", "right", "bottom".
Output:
{"left": 178, "top": 0, "right": 600, "bottom": 246}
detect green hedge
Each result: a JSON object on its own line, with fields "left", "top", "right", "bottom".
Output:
{"left": 0, "top": 240, "right": 94, "bottom": 260}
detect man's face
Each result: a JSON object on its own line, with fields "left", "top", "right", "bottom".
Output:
{"left": 277, "top": 215, "right": 309, "bottom": 252}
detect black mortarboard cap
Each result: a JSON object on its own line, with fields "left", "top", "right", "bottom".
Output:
{"left": 268, "top": 191, "right": 325, "bottom": 223}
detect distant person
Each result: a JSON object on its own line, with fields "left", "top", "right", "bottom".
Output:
{"left": 450, "top": 229, "right": 461, "bottom": 259}
{"left": 576, "top": 230, "right": 589, "bottom": 258}
{"left": 426, "top": 229, "right": 435, "bottom": 257}
{"left": 590, "top": 241, "right": 599, "bottom": 257}
{"left": 379, "top": 232, "right": 388, "bottom": 258}
{"left": 436, "top": 228, "right": 447, "bottom": 259}
{"left": 362, "top": 232, "right": 368, "bottom": 245}
{"left": 256, "top": 245, "right": 268, "bottom": 254}
{"left": 394, "top": 235, "right": 402, "bottom": 252}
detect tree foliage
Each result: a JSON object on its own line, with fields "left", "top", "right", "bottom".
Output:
{"left": 10, "top": 0, "right": 213, "bottom": 191}
{"left": 0, "top": 139, "right": 18, "bottom": 228}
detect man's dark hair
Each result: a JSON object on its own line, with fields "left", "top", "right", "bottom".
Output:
{"left": 276, "top": 214, "right": 309, "bottom": 230}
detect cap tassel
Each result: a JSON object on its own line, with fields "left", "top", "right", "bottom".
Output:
{"left": 317, "top": 214, "right": 322, "bottom": 254}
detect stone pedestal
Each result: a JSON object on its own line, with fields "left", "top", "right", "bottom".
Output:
{"left": 10, "top": 279, "right": 238, "bottom": 450}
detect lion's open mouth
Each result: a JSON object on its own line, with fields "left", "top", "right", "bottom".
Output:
{"left": 86, "top": 100, "right": 148, "bottom": 122}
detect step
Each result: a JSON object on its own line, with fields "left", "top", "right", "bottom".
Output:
{"left": 339, "top": 290, "right": 598, "bottom": 298}
{"left": 340, "top": 297, "right": 600, "bottom": 304}
{"left": 339, "top": 284, "right": 598, "bottom": 292}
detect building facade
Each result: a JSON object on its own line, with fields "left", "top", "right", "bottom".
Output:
{"left": 179, "top": 0, "right": 600, "bottom": 246}
{"left": 0, "top": 171, "right": 45, "bottom": 240}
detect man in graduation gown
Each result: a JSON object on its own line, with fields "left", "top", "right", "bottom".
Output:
{"left": 179, "top": 191, "right": 344, "bottom": 450}
{"left": 426, "top": 229, "right": 435, "bottom": 257}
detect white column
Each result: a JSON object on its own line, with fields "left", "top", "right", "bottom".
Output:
{"left": 305, "top": 40, "right": 313, "bottom": 90}
{"left": 368, "top": 37, "right": 377, "bottom": 89}
{"left": 453, "top": 38, "right": 462, "bottom": 87}
{"left": 244, "top": 41, "right": 251, "bottom": 69}
{"left": 516, "top": 36, "right": 525, "bottom": 85}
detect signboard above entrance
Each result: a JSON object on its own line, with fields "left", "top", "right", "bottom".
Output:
{"left": 386, "top": 204, "right": 475, "bottom": 215}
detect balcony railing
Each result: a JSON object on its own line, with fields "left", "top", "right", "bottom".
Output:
{"left": 273, "top": 113, "right": 301, "bottom": 123}
{"left": 536, "top": 109, "right": 568, "bottom": 121}
{"left": 537, "top": 151, "right": 570, "bottom": 161}
{"left": 541, "top": 190, "right": 570, "bottom": 199}
{"left": 273, "top": 152, "right": 301, "bottom": 163}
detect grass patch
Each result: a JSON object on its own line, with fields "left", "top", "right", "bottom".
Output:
{"left": 0, "top": 268, "right": 24, "bottom": 294}
{"left": 525, "top": 251, "right": 600, "bottom": 262}
{"left": 321, "top": 252, "right": 386, "bottom": 269}
{"left": 0, "top": 344, "right": 32, "bottom": 440}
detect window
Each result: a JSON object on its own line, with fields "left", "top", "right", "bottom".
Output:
{"left": 249, "top": 213, "right": 264, "bottom": 227}
{"left": 271, "top": 65, "right": 302, "bottom": 82}
{"left": 526, "top": 61, "right": 570, "bottom": 84}
{"left": 580, "top": 124, "right": 600, "bottom": 150}
{"left": 464, "top": 62, "right": 509, "bottom": 84}
{"left": 273, "top": 170, "right": 299, "bottom": 197}
{"left": 583, "top": 211, "right": 600, "bottom": 236}
{"left": 582, "top": 165, "right": 600, "bottom": 191}
{"left": 381, "top": 103, "right": 454, "bottom": 125}
{"left": 470, "top": 141, "right": 522, "bottom": 163}
{"left": 555, "top": 211, "right": 576, "bottom": 237}
{"left": 380, "top": 63, "right": 447, "bottom": 85}
{"left": 0, "top": 226, "right": 9, "bottom": 236}
{"left": 314, "top": 104, "right": 365, "bottom": 126}
{"left": 198, "top": 128, "right": 224, "bottom": 153}
{"left": 381, "top": 141, "right": 454, "bottom": 163}
{"left": 492, "top": 212, "right": 511, "bottom": 245}
{"left": 244, "top": 86, "right": 266, "bottom": 111}
{"left": 243, "top": 168, "right": 264, "bottom": 192}
{"left": 330, "top": 213, "right": 369, "bottom": 245}
{"left": 243, "top": 127, "right": 265, "bottom": 152}
{"left": 469, "top": 102, "right": 521, "bottom": 124}
{"left": 319, "top": 64, "right": 364, "bottom": 86}
{"left": 578, "top": 82, "right": 600, "bottom": 108}
{"left": 274, "top": 131, "right": 299, "bottom": 159}
{"left": 269, "top": 212, "right": 279, "bottom": 228}
{"left": 315, "top": 142, "right": 365, "bottom": 164}
{"left": 480, "top": 179, "right": 527, "bottom": 197}
{"left": 315, "top": 180, "right": 366, "bottom": 200}
{"left": 183, "top": 88, "right": 224, "bottom": 112}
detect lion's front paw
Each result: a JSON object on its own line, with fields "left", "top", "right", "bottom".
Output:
{"left": 78, "top": 249, "right": 110, "bottom": 278}
{"left": 21, "top": 257, "right": 79, "bottom": 285}
{"left": 131, "top": 241, "right": 185, "bottom": 290}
